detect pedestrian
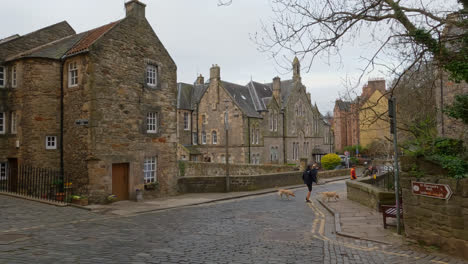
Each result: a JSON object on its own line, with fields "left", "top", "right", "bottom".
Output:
{"left": 303, "top": 164, "right": 318, "bottom": 203}
{"left": 350, "top": 164, "right": 357, "bottom": 180}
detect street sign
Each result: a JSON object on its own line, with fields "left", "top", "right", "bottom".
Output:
{"left": 411, "top": 181, "right": 453, "bottom": 200}
{"left": 344, "top": 151, "right": 349, "bottom": 157}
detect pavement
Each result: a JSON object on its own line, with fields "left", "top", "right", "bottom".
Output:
{"left": 85, "top": 175, "right": 350, "bottom": 216}
{"left": 1, "top": 177, "right": 467, "bottom": 263}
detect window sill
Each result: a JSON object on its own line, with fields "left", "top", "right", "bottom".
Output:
{"left": 68, "top": 84, "right": 79, "bottom": 88}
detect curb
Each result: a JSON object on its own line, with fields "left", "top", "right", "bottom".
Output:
{"left": 317, "top": 198, "right": 392, "bottom": 245}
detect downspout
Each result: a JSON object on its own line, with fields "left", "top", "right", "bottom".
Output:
{"left": 60, "top": 60, "right": 65, "bottom": 185}
{"left": 248, "top": 117, "right": 251, "bottom": 164}
{"left": 282, "top": 111, "right": 286, "bottom": 164}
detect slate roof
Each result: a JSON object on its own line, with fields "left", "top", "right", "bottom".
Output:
{"left": 222, "top": 81, "right": 261, "bottom": 118}
{"left": 177, "top": 82, "right": 209, "bottom": 111}
{"left": 265, "top": 79, "right": 296, "bottom": 109}
{"left": 335, "top": 100, "right": 351, "bottom": 111}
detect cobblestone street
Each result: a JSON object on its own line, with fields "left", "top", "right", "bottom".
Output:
{"left": 0, "top": 181, "right": 466, "bottom": 264}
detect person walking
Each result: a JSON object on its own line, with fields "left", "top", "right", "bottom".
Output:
{"left": 303, "top": 164, "right": 318, "bottom": 203}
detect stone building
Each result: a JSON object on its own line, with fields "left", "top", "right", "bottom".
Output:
{"left": 177, "top": 58, "right": 333, "bottom": 165}
{"left": 333, "top": 79, "right": 389, "bottom": 153}
{"left": 0, "top": 0, "right": 178, "bottom": 202}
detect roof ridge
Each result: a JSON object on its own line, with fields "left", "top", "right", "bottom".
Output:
{"left": 0, "top": 21, "right": 74, "bottom": 47}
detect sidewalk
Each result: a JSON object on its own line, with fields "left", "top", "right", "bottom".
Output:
{"left": 85, "top": 175, "right": 349, "bottom": 216}
{"left": 318, "top": 188, "right": 402, "bottom": 245}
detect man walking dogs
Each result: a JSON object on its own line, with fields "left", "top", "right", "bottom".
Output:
{"left": 303, "top": 164, "right": 318, "bottom": 203}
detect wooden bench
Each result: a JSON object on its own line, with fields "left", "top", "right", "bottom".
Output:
{"left": 381, "top": 204, "right": 403, "bottom": 229}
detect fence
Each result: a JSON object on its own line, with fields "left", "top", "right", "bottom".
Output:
{"left": 0, "top": 165, "right": 71, "bottom": 204}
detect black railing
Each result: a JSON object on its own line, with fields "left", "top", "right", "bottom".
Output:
{"left": 0, "top": 165, "right": 70, "bottom": 204}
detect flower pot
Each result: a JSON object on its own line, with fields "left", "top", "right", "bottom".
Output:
{"left": 72, "top": 198, "right": 88, "bottom": 206}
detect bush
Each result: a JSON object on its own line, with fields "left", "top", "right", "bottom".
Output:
{"left": 321, "top": 153, "right": 341, "bottom": 170}
{"left": 349, "top": 157, "right": 358, "bottom": 165}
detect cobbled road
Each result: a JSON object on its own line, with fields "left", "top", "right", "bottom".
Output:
{"left": 0, "top": 181, "right": 466, "bottom": 264}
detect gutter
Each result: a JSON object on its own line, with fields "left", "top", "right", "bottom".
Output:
{"left": 60, "top": 60, "right": 65, "bottom": 184}
{"left": 282, "top": 111, "right": 286, "bottom": 164}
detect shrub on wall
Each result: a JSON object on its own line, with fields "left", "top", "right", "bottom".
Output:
{"left": 321, "top": 153, "right": 341, "bottom": 170}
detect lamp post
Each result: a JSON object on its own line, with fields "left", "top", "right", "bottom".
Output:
{"left": 224, "top": 99, "right": 230, "bottom": 192}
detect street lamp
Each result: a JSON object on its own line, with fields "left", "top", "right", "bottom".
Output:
{"left": 224, "top": 99, "right": 230, "bottom": 192}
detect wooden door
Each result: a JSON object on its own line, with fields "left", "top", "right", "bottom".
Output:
{"left": 7, "top": 158, "right": 18, "bottom": 192}
{"left": 112, "top": 163, "right": 129, "bottom": 201}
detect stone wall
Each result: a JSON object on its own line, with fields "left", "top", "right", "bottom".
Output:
{"left": 400, "top": 157, "right": 468, "bottom": 260}
{"left": 178, "top": 165, "right": 350, "bottom": 193}
{"left": 179, "top": 161, "right": 297, "bottom": 177}
{"left": 346, "top": 175, "right": 395, "bottom": 211}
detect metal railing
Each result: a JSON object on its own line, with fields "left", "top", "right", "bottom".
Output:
{"left": 0, "top": 165, "right": 70, "bottom": 204}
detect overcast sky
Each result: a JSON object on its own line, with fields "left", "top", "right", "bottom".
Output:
{"left": 0, "top": 0, "right": 390, "bottom": 114}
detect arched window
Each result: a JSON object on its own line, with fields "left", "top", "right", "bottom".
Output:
{"left": 202, "top": 131, "right": 206, "bottom": 144}
{"left": 212, "top": 131, "right": 217, "bottom": 144}
{"left": 269, "top": 112, "right": 273, "bottom": 131}
{"left": 256, "top": 128, "right": 259, "bottom": 144}
{"left": 274, "top": 111, "right": 278, "bottom": 131}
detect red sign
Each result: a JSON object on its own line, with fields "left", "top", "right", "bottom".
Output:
{"left": 411, "top": 181, "right": 453, "bottom": 200}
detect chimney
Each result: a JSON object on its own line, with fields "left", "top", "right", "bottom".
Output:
{"left": 272, "top": 76, "right": 281, "bottom": 105}
{"left": 125, "top": 0, "right": 146, "bottom": 18}
{"left": 292, "top": 56, "right": 301, "bottom": 81}
{"left": 195, "top": 74, "right": 204, "bottom": 85}
{"left": 210, "top": 64, "right": 220, "bottom": 80}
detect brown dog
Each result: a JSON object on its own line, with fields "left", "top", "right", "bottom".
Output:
{"left": 278, "top": 189, "right": 296, "bottom": 200}
{"left": 320, "top": 192, "right": 340, "bottom": 202}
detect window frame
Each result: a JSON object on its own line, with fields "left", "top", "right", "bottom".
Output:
{"left": 0, "top": 112, "right": 5, "bottom": 134}
{"left": 45, "top": 136, "right": 57, "bottom": 150}
{"left": 201, "top": 131, "right": 207, "bottom": 144}
{"left": 0, "top": 66, "right": 5, "bottom": 88}
{"left": 143, "top": 156, "right": 157, "bottom": 183}
{"left": 192, "top": 132, "right": 198, "bottom": 145}
{"left": 183, "top": 112, "right": 190, "bottom": 130}
{"left": 12, "top": 66, "right": 17, "bottom": 88}
{"left": 68, "top": 62, "right": 78, "bottom": 87}
{"left": 0, "top": 162, "right": 7, "bottom": 180}
{"left": 146, "top": 64, "right": 158, "bottom": 88}
{"left": 212, "top": 130, "right": 217, "bottom": 144}
{"left": 146, "top": 112, "right": 158, "bottom": 134}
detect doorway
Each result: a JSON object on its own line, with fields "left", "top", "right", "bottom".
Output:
{"left": 112, "top": 163, "right": 129, "bottom": 201}
{"left": 7, "top": 158, "right": 18, "bottom": 192}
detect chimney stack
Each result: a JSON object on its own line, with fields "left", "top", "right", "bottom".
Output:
{"left": 125, "top": 0, "right": 146, "bottom": 18}
{"left": 292, "top": 56, "right": 301, "bottom": 81}
{"left": 196, "top": 74, "right": 204, "bottom": 85}
{"left": 210, "top": 64, "right": 220, "bottom": 80}
{"left": 273, "top": 76, "right": 281, "bottom": 105}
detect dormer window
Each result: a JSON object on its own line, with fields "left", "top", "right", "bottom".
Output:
{"left": 68, "top": 62, "right": 78, "bottom": 87}
{"left": 146, "top": 65, "right": 158, "bottom": 87}
{"left": 0, "top": 66, "right": 5, "bottom": 88}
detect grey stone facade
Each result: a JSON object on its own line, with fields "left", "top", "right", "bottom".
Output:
{"left": 0, "top": 0, "right": 178, "bottom": 203}
{"left": 177, "top": 58, "right": 334, "bottom": 165}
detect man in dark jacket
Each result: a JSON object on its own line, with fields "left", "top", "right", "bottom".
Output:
{"left": 303, "top": 164, "right": 318, "bottom": 203}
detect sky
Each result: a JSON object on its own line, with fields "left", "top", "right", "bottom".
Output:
{"left": 0, "top": 0, "right": 390, "bottom": 114}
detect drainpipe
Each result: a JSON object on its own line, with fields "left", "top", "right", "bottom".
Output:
{"left": 282, "top": 111, "right": 286, "bottom": 164}
{"left": 248, "top": 117, "right": 251, "bottom": 164}
{"left": 59, "top": 60, "right": 65, "bottom": 187}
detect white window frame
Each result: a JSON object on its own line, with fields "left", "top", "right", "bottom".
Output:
{"left": 251, "top": 128, "right": 255, "bottom": 144}
{"left": 256, "top": 129, "right": 259, "bottom": 144}
{"left": 12, "top": 66, "right": 17, "bottom": 88}
{"left": 202, "top": 131, "right": 206, "bottom": 144}
{"left": 183, "top": 112, "right": 190, "bottom": 130}
{"left": 147, "top": 112, "right": 158, "bottom": 133}
{"left": 143, "top": 156, "right": 157, "bottom": 183}
{"left": 269, "top": 112, "right": 273, "bottom": 131}
{"left": 68, "top": 62, "right": 78, "bottom": 87}
{"left": 274, "top": 112, "right": 278, "bottom": 131}
{"left": 146, "top": 65, "right": 158, "bottom": 87}
{"left": 0, "top": 112, "right": 5, "bottom": 134}
{"left": 46, "top": 136, "right": 57, "bottom": 150}
{"left": 212, "top": 131, "right": 217, "bottom": 144}
{"left": 10, "top": 112, "right": 17, "bottom": 134}
{"left": 192, "top": 132, "right": 198, "bottom": 145}
{"left": 0, "top": 162, "right": 7, "bottom": 180}
{"left": 0, "top": 66, "right": 5, "bottom": 88}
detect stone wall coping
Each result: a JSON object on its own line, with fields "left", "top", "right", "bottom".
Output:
{"left": 182, "top": 168, "right": 350, "bottom": 179}
{"left": 181, "top": 161, "right": 296, "bottom": 168}
{"left": 346, "top": 177, "right": 394, "bottom": 196}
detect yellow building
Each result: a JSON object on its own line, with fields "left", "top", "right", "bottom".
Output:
{"left": 358, "top": 79, "right": 390, "bottom": 147}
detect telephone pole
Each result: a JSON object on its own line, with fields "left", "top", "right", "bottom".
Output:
{"left": 388, "top": 97, "right": 401, "bottom": 234}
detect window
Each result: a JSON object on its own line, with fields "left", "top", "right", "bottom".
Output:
{"left": 0, "top": 163, "right": 7, "bottom": 180}
{"left": 256, "top": 129, "right": 259, "bottom": 144}
{"left": 202, "top": 114, "right": 206, "bottom": 124}
{"left": 202, "top": 131, "right": 206, "bottom": 144}
{"left": 0, "top": 66, "right": 5, "bottom": 88}
{"left": 0, "top": 112, "right": 4, "bottom": 134}
{"left": 192, "top": 132, "right": 198, "bottom": 145}
{"left": 10, "top": 112, "right": 16, "bottom": 134}
{"left": 274, "top": 112, "right": 278, "bottom": 131}
{"left": 143, "top": 157, "right": 157, "bottom": 183}
{"left": 46, "top": 136, "right": 57, "bottom": 150}
{"left": 212, "top": 131, "right": 217, "bottom": 144}
{"left": 251, "top": 128, "right": 255, "bottom": 144}
{"left": 269, "top": 112, "right": 273, "bottom": 131}
{"left": 146, "top": 65, "right": 157, "bottom": 87}
{"left": 183, "top": 112, "right": 190, "bottom": 130}
{"left": 147, "top": 112, "right": 158, "bottom": 133}
{"left": 68, "top": 62, "right": 78, "bottom": 87}
{"left": 12, "top": 66, "right": 17, "bottom": 88}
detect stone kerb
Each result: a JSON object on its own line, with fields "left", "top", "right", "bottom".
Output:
{"left": 346, "top": 176, "right": 395, "bottom": 211}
